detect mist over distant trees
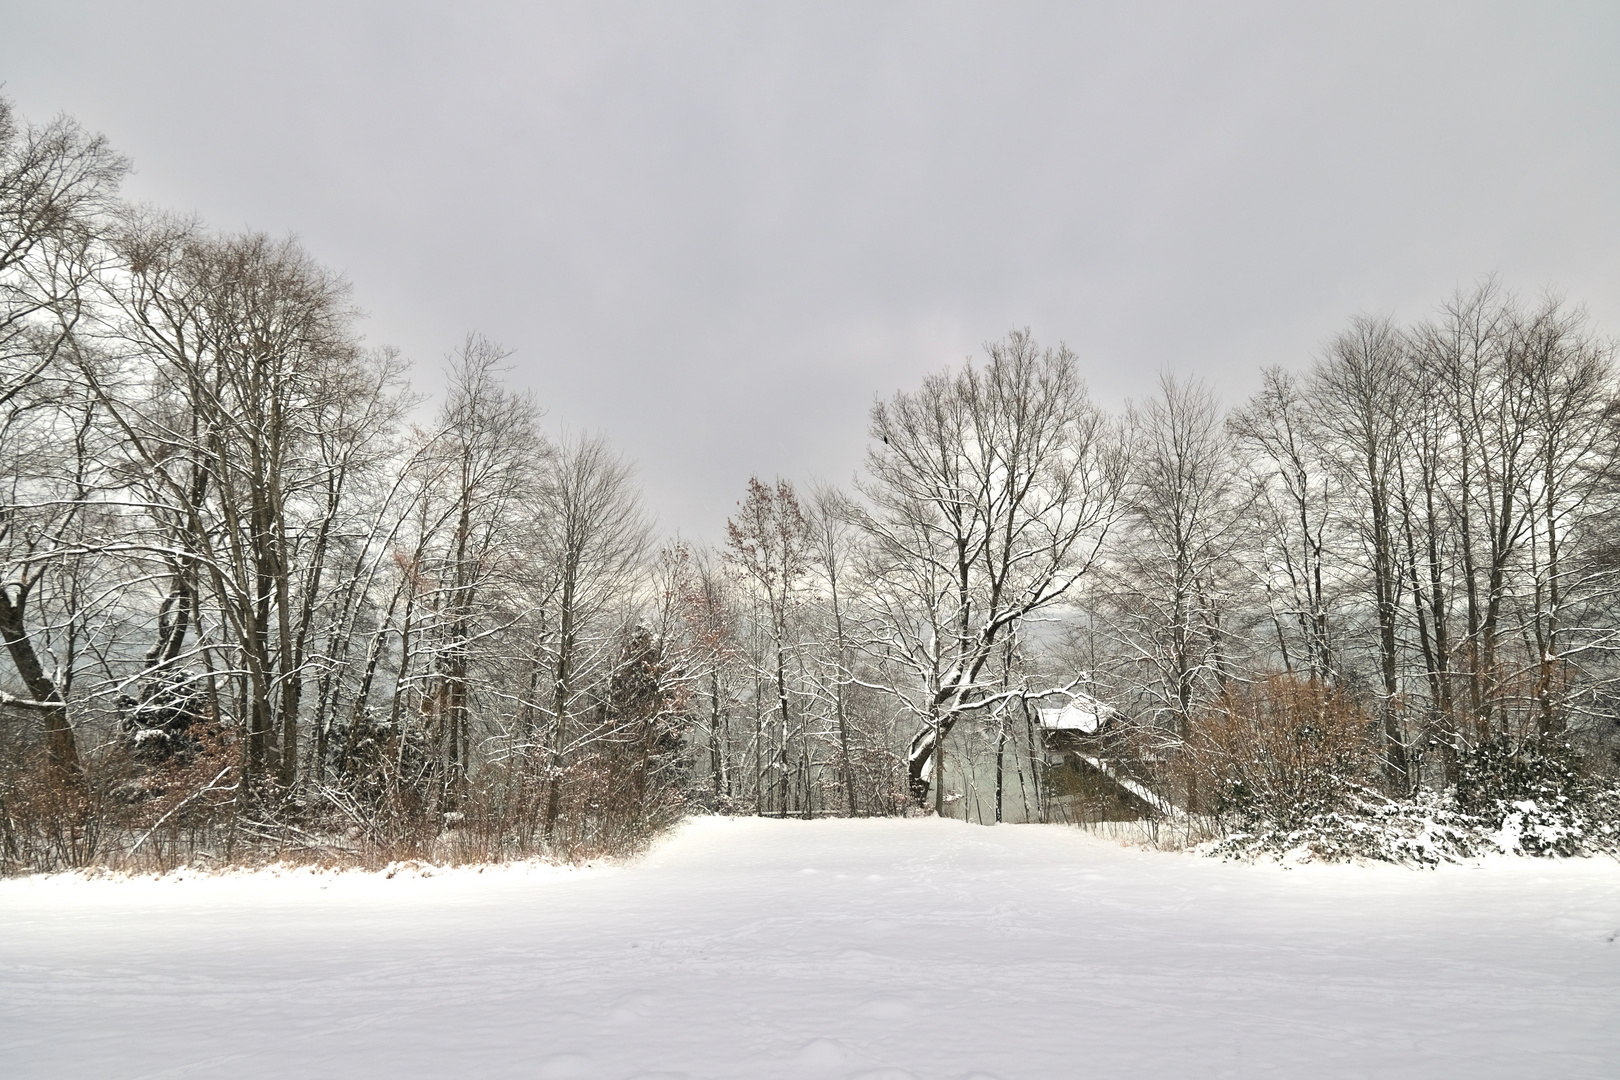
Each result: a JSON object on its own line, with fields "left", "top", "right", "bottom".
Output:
{"left": 3, "top": 99, "right": 1618, "bottom": 872}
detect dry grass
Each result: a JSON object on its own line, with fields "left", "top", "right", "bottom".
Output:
{"left": 0, "top": 730, "right": 686, "bottom": 877}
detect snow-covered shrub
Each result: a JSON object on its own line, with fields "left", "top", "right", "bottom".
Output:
{"left": 1202, "top": 779, "right": 1620, "bottom": 865}
{"left": 1181, "top": 681, "right": 1620, "bottom": 865}
{"left": 116, "top": 670, "right": 210, "bottom": 763}
{"left": 1203, "top": 788, "right": 1478, "bottom": 865}
{"left": 1451, "top": 733, "right": 1601, "bottom": 855}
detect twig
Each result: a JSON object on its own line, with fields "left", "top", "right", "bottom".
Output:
{"left": 128, "top": 768, "right": 234, "bottom": 857}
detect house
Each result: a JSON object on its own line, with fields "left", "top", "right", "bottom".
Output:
{"left": 1036, "top": 692, "right": 1174, "bottom": 820}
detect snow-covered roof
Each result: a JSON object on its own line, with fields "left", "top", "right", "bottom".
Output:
{"left": 1036, "top": 693, "right": 1113, "bottom": 734}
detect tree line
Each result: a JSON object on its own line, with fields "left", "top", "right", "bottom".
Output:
{"left": 3, "top": 99, "right": 1616, "bottom": 871}
{"left": 1088, "top": 288, "right": 1620, "bottom": 846}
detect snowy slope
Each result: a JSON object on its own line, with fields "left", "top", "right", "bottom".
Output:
{"left": 3, "top": 817, "right": 1618, "bottom": 1079}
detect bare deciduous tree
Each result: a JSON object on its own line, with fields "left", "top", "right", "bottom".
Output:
{"left": 539, "top": 431, "right": 650, "bottom": 834}
{"left": 726, "top": 477, "right": 812, "bottom": 815}
{"left": 1105, "top": 373, "right": 1245, "bottom": 739}
{"left": 0, "top": 99, "right": 125, "bottom": 774}
{"left": 854, "top": 329, "right": 1125, "bottom": 809}
{"left": 1310, "top": 314, "right": 1413, "bottom": 790}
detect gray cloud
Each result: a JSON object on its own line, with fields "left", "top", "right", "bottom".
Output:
{"left": 4, "top": 1, "right": 1617, "bottom": 535}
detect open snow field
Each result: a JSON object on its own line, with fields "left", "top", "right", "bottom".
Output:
{"left": 3, "top": 817, "right": 1619, "bottom": 1079}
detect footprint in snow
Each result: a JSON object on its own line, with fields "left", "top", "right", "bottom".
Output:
{"left": 608, "top": 993, "right": 659, "bottom": 1022}
{"left": 535, "top": 1053, "right": 593, "bottom": 1079}
{"left": 794, "top": 1037, "right": 855, "bottom": 1068}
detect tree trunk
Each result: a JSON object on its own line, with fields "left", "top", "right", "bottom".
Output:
{"left": 0, "top": 587, "right": 79, "bottom": 773}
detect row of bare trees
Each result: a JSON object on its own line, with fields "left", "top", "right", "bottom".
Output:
{"left": 0, "top": 102, "right": 701, "bottom": 869}
{"left": 4, "top": 98, "right": 1617, "bottom": 871}
{"left": 685, "top": 330, "right": 1128, "bottom": 821}
{"left": 1082, "top": 281, "right": 1620, "bottom": 819}
{"left": 699, "top": 287, "right": 1620, "bottom": 829}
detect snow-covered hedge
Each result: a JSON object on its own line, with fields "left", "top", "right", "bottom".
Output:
{"left": 1194, "top": 728, "right": 1620, "bottom": 864}
{"left": 1202, "top": 783, "right": 1620, "bottom": 865}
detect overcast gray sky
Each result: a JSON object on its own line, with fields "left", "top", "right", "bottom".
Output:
{"left": 4, "top": 1, "right": 1618, "bottom": 537}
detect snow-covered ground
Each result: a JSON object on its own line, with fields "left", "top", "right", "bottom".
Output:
{"left": 3, "top": 817, "right": 1618, "bottom": 1079}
